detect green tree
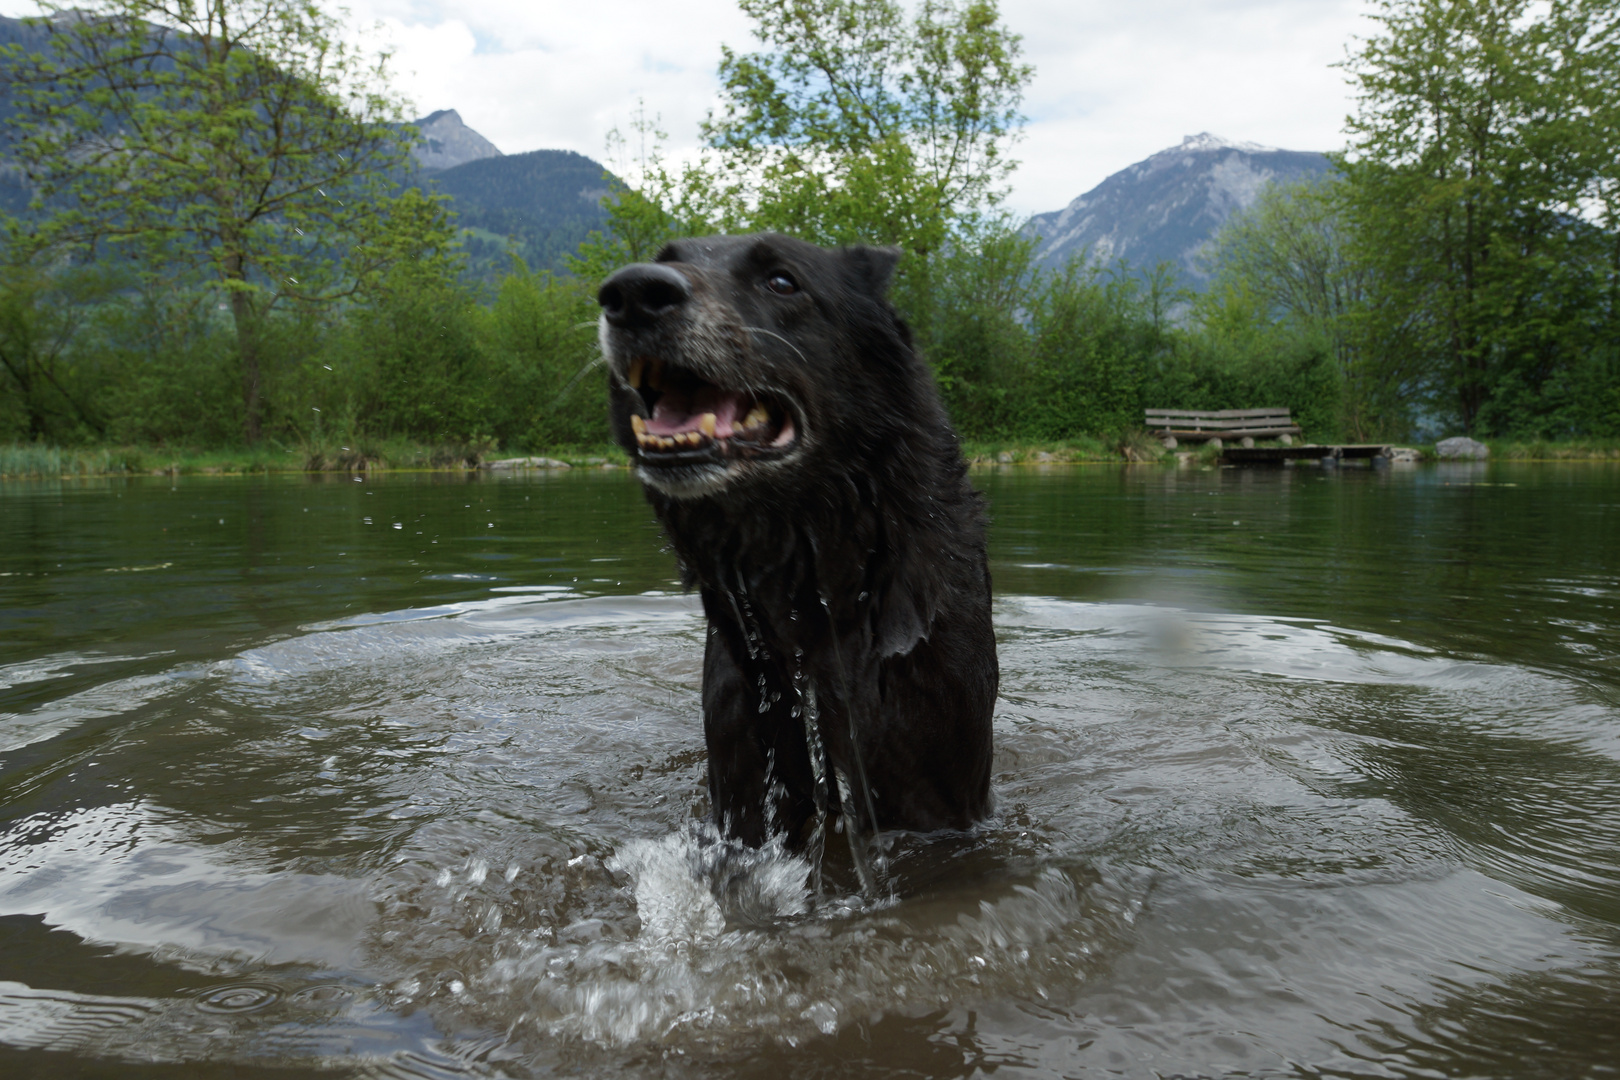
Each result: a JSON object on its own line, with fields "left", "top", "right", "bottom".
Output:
{"left": 0, "top": 265, "right": 117, "bottom": 440}
{"left": 1335, "top": 0, "right": 1620, "bottom": 435}
{"left": 3, "top": 0, "right": 420, "bottom": 443}
{"left": 486, "top": 263, "right": 604, "bottom": 448}
{"left": 694, "top": 0, "right": 1031, "bottom": 259}
{"left": 1200, "top": 179, "right": 1414, "bottom": 438}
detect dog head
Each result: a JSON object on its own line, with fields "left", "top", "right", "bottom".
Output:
{"left": 597, "top": 233, "right": 913, "bottom": 500}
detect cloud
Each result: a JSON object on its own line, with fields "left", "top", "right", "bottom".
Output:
{"left": 0, "top": 0, "right": 1372, "bottom": 215}
{"left": 1009, "top": 0, "right": 1367, "bottom": 212}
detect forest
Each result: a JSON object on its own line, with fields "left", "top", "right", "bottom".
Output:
{"left": 0, "top": 0, "right": 1616, "bottom": 466}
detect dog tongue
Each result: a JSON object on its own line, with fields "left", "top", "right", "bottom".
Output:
{"left": 647, "top": 388, "right": 746, "bottom": 438}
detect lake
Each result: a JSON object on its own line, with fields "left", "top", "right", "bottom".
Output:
{"left": 2, "top": 461, "right": 1617, "bottom": 1079}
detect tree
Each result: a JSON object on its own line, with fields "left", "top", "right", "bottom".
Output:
{"left": 693, "top": 0, "right": 1031, "bottom": 263}
{"left": 1335, "top": 0, "right": 1620, "bottom": 435}
{"left": 2, "top": 0, "right": 420, "bottom": 443}
{"left": 1200, "top": 179, "right": 1420, "bottom": 439}
{"left": 0, "top": 264, "right": 116, "bottom": 440}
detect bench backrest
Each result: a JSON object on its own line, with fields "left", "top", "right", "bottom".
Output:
{"left": 1146, "top": 408, "right": 1296, "bottom": 434}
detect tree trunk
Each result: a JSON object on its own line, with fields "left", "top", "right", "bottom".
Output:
{"left": 225, "top": 255, "right": 262, "bottom": 445}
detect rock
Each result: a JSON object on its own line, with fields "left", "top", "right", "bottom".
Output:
{"left": 996, "top": 451, "right": 1014, "bottom": 464}
{"left": 1435, "top": 436, "right": 1488, "bottom": 460}
{"left": 1175, "top": 452, "right": 1196, "bottom": 466}
{"left": 1240, "top": 436, "right": 1254, "bottom": 448}
{"left": 1387, "top": 446, "right": 1422, "bottom": 462}
{"left": 1034, "top": 451, "right": 1055, "bottom": 462}
{"left": 1208, "top": 437, "right": 1223, "bottom": 451}
{"left": 1161, "top": 436, "right": 1178, "bottom": 450}
{"left": 409, "top": 109, "right": 502, "bottom": 172}
{"left": 485, "top": 456, "right": 571, "bottom": 470}
{"left": 1278, "top": 434, "right": 1293, "bottom": 446}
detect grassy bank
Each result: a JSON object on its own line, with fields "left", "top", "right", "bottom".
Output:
{"left": 5, "top": 437, "right": 1620, "bottom": 480}
{"left": 0, "top": 440, "right": 630, "bottom": 479}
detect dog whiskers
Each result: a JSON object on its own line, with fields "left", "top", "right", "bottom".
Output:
{"left": 544, "top": 352, "right": 606, "bottom": 412}
{"left": 741, "top": 326, "right": 810, "bottom": 366}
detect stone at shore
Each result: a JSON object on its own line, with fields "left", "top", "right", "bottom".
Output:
{"left": 484, "top": 456, "right": 571, "bottom": 470}
{"left": 1435, "top": 436, "right": 1489, "bottom": 460}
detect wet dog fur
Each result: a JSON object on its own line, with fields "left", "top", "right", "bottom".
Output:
{"left": 597, "top": 233, "right": 997, "bottom": 851}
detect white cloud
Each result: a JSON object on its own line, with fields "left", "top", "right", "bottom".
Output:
{"left": 1, "top": 0, "right": 1374, "bottom": 216}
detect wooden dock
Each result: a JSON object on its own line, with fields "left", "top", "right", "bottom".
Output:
{"left": 1221, "top": 444, "right": 1394, "bottom": 465}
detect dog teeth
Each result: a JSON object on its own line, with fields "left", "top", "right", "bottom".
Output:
{"left": 743, "top": 403, "right": 769, "bottom": 429}
{"left": 633, "top": 419, "right": 721, "bottom": 453}
{"left": 627, "top": 357, "right": 644, "bottom": 389}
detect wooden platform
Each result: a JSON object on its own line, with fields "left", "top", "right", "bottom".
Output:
{"left": 1221, "top": 444, "right": 1394, "bottom": 465}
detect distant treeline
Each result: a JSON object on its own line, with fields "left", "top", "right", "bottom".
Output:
{"left": 0, "top": 241, "right": 1349, "bottom": 452}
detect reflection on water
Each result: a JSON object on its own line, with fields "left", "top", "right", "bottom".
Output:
{"left": 1, "top": 464, "right": 1618, "bottom": 1078}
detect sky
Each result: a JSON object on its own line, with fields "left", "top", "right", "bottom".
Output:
{"left": 1, "top": 0, "right": 1375, "bottom": 216}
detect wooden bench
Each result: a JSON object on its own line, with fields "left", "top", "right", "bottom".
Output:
{"left": 1146, "top": 408, "right": 1302, "bottom": 449}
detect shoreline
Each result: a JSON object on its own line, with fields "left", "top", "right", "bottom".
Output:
{"left": 3, "top": 439, "right": 1619, "bottom": 480}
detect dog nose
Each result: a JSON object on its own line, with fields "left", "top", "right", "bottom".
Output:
{"left": 598, "top": 263, "right": 691, "bottom": 327}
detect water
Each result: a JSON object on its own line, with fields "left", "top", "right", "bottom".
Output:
{"left": 1, "top": 462, "right": 1617, "bottom": 1078}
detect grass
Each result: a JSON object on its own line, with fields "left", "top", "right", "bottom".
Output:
{"left": 5, "top": 435, "right": 1619, "bottom": 479}
{"left": 0, "top": 440, "right": 631, "bottom": 479}
{"left": 1484, "top": 438, "right": 1620, "bottom": 461}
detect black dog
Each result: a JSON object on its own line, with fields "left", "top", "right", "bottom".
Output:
{"left": 597, "top": 233, "right": 997, "bottom": 857}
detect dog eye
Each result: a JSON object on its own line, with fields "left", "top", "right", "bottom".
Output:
{"left": 764, "top": 272, "right": 798, "bottom": 296}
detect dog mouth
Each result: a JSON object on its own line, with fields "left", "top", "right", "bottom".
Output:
{"left": 623, "top": 356, "right": 800, "bottom": 465}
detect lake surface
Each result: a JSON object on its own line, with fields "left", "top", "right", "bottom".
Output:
{"left": 1, "top": 461, "right": 1617, "bottom": 1079}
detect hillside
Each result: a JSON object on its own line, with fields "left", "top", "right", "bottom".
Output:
{"left": 1028, "top": 133, "right": 1333, "bottom": 286}
{"left": 418, "top": 146, "right": 615, "bottom": 276}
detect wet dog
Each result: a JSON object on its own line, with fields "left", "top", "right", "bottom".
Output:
{"left": 597, "top": 233, "right": 997, "bottom": 857}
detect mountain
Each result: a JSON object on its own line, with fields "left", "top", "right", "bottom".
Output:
{"left": 1027, "top": 133, "right": 1333, "bottom": 286}
{"left": 420, "top": 146, "right": 615, "bottom": 276}
{"left": 409, "top": 109, "right": 502, "bottom": 173}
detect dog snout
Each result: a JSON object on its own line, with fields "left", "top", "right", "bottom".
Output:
{"left": 598, "top": 263, "right": 692, "bottom": 328}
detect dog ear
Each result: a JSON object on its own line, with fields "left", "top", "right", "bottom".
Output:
{"left": 843, "top": 245, "right": 902, "bottom": 297}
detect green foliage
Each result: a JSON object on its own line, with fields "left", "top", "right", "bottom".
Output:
{"left": 1334, "top": 0, "right": 1620, "bottom": 437}
{"left": 695, "top": 0, "right": 1029, "bottom": 253}
{"left": 0, "top": 263, "right": 118, "bottom": 441}
{"left": 485, "top": 265, "right": 606, "bottom": 448}
{"left": 1199, "top": 178, "right": 1410, "bottom": 439}
{"left": 2, "top": 0, "right": 421, "bottom": 442}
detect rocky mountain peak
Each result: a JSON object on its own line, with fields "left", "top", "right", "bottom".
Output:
{"left": 1027, "top": 134, "right": 1332, "bottom": 286}
{"left": 410, "top": 109, "right": 503, "bottom": 174}
{"left": 1171, "top": 132, "right": 1280, "bottom": 155}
